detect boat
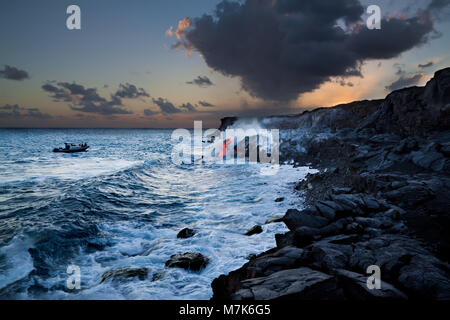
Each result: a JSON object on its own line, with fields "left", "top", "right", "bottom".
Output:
{"left": 53, "top": 142, "right": 89, "bottom": 153}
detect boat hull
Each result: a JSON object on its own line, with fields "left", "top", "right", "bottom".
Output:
{"left": 53, "top": 146, "right": 89, "bottom": 153}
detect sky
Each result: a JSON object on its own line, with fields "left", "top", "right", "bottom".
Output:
{"left": 0, "top": 0, "right": 449, "bottom": 128}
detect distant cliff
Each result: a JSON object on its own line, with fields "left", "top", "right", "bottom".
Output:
{"left": 219, "top": 67, "right": 450, "bottom": 136}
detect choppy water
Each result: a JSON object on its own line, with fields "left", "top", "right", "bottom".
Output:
{"left": 0, "top": 129, "right": 311, "bottom": 299}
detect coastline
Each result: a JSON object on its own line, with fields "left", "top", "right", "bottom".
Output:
{"left": 210, "top": 67, "right": 450, "bottom": 300}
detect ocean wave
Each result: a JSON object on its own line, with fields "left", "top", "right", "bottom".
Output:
{"left": 0, "top": 235, "right": 35, "bottom": 290}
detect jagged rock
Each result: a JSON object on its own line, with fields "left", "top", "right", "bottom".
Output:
{"left": 410, "top": 149, "right": 445, "bottom": 171}
{"left": 177, "top": 228, "right": 196, "bottom": 239}
{"left": 359, "top": 68, "right": 450, "bottom": 136}
{"left": 293, "top": 217, "right": 358, "bottom": 247}
{"left": 335, "top": 269, "right": 407, "bottom": 300}
{"left": 165, "top": 252, "right": 209, "bottom": 271}
{"left": 390, "top": 180, "right": 408, "bottom": 189}
{"left": 361, "top": 194, "right": 383, "bottom": 211}
{"left": 101, "top": 267, "right": 148, "bottom": 282}
{"left": 332, "top": 187, "right": 352, "bottom": 194}
{"left": 330, "top": 194, "right": 366, "bottom": 214}
{"left": 393, "top": 138, "right": 419, "bottom": 154}
{"left": 230, "top": 268, "right": 343, "bottom": 300}
{"left": 301, "top": 240, "right": 352, "bottom": 271}
{"left": 348, "top": 235, "right": 450, "bottom": 299}
{"left": 398, "top": 254, "right": 450, "bottom": 300}
{"left": 283, "top": 208, "right": 329, "bottom": 231}
{"left": 275, "top": 231, "right": 295, "bottom": 248}
{"left": 318, "top": 200, "right": 345, "bottom": 213}
{"left": 265, "top": 215, "right": 284, "bottom": 224}
{"left": 245, "top": 225, "right": 263, "bottom": 236}
{"left": 384, "top": 184, "right": 434, "bottom": 207}
{"left": 293, "top": 226, "right": 321, "bottom": 246}
{"left": 151, "top": 271, "right": 167, "bottom": 282}
{"left": 369, "top": 134, "right": 402, "bottom": 144}
{"left": 354, "top": 217, "right": 393, "bottom": 229}
{"left": 246, "top": 246, "right": 304, "bottom": 277}
{"left": 218, "top": 116, "right": 238, "bottom": 131}
{"left": 315, "top": 202, "right": 336, "bottom": 220}
{"left": 441, "top": 143, "right": 450, "bottom": 157}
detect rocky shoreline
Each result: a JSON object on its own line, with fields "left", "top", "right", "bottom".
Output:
{"left": 211, "top": 68, "right": 450, "bottom": 300}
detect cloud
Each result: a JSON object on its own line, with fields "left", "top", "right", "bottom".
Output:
{"left": 340, "top": 81, "right": 354, "bottom": 87}
{"left": 170, "top": 0, "right": 443, "bottom": 101}
{"left": 186, "top": 76, "right": 214, "bottom": 87}
{"left": 418, "top": 61, "right": 434, "bottom": 68}
{"left": 42, "top": 82, "right": 134, "bottom": 115}
{"left": 75, "top": 113, "right": 96, "bottom": 120}
{"left": 166, "top": 17, "right": 191, "bottom": 40}
{"left": 42, "top": 83, "right": 72, "bottom": 102}
{"left": 385, "top": 73, "right": 424, "bottom": 91}
{"left": 143, "top": 108, "right": 159, "bottom": 116}
{"left": 152, "top": 97, "right": 182, "bottom": 114}
{"left": 114, "top": 83, "right": 150, "bottom": 99}
{"left": 198, "top": 100, "right": 215, "bottom": 107}
{"left": 70, "top": 95, "right": 132, "bottom": 115}
{"left": 428, "top": 0, "right": 450, "bottom": 11}
{"left": 0, "top": 65, "right": 30, "bottom": 81}
{"left": 0, "top": 104, "right": 52, "bottom": 119}
{"left": 180, "top": 102, "right": 197, "bottom": 112}
{"left": 393, "top": 63, "right": 406, "bottom": 76}
{"left": 151, "top": 98, "right": 201, "bottom": 114}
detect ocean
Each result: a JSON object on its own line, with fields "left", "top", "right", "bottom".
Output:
{"left": 0, "top": 129, "right": 311, "bottom": 299}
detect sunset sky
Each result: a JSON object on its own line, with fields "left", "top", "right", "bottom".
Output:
{"left": 1, "top": 0, "right": 449, "bottom": 128}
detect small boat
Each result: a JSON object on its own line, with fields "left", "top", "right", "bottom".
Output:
{"left": 53, "top": 142, "right": 89, "bottom": 153}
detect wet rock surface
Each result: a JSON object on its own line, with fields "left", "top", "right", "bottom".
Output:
{"left": 177, "top": 227, "right": 196, "bottom": 239}
{"left": 245, "top": 225, "right": 263, "bottom": 236}
{"left": 212, "top": 68, "right": 450, "bottom": 300}
{"left": 101, "top": 267, "right": 148, "bottom": 282}
{"left": 165, "top": 252, "right": 210, "bottom": 271}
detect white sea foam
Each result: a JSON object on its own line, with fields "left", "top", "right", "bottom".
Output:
{"left": 34, "top": 164, "right": 316, "bottom": 300}
{"left": 0, "top": 157, "right": 143, "bottom": 184}
{"left": 0, "top": 235, "right": 35, "bottom": 290}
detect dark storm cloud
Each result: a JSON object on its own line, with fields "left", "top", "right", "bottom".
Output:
{"left": 394, "top": 64, "right": 405, "bottom": 76}
{"left": 41, "top": 83, "right": 72, "bottom": 102}
{"left": 170, "top": 0, "right": 444, "bottom": 101}
{"left": 385, "top": 73, "right": 424, "bottom": 91}
{"left": 42, "top": 82, "right": 134, "bottom": 115}
{"left": 0, "top": 65, "right": 30, "bottom": 81}
{"left": 152, "top": 98, "right": 182, "bottom": 114}
{"left": 339, "top": 80, "right": 354, "bottom": 87}
{"left": 143, "top": 108, "right": 159, "bottom": 116}
{"left": 0, "top": 104, "right": 52, "bottom": 119}
{"left": 429, "top": 0, "right": 450, "bottom": 10}
{"left": 114, "top": 83, "right": 150, "bottom": 99}
{"left": 180, "top": 102, "right": 197, "bottom": 112}
{"left": 75, "top": 113, "right": 96, "bottom": 120}
{"left": 70, "top": 95, "right": 133, "bottom": 115}
{"left": 346, "top": 14, "right": 433, "bottom": 59}
{"left": 186, "top": 76, "right": 214, "bottom": 87}
{"left": 198, "top": 100, "right": 215, "bottom": 107}
{"left": 151, "top": 98, "right": 200, "bottom": 114}
{"left": 418, "top": 61, "right": 434, "bottom": 68}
